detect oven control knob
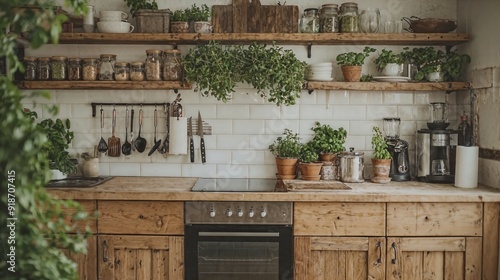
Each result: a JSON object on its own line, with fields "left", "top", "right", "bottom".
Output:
{"left": 248, "top": 209, "right": 255, "bottom": 218}
{"left": 209, "top": 210, "right": 216, "bottom": 218}
{"left": 226, "top": 208, "right": 233, "bottom": 217}
{"left": 237, "top": 209, "right": 243, "bottom": 217}
{"left": 260, "top": 210, "right": 267, "bottom": 218}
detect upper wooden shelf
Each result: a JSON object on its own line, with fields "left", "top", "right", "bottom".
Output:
{"left": 55, "top": 32, "right": 469, "bottom": 46}
{"left": 307, "top": 81, "right": 470, "bottom": 92}
{"left": 18, "top": 80, "right": 191, "bottom": 90}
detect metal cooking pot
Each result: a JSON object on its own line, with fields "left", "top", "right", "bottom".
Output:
{"left": 402, "top": 16, "right": 457, "bottom": 33}
{"left": 338, "top": 151, "right": 365, "bottom": 183}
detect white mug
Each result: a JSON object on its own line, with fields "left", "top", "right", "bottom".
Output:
{"left": 100, "top": 11, "right": 128, "bottom": 22}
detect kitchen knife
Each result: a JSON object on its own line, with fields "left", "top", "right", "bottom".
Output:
{"left": 197, "top": 111, "right": 206, "bottom": 164}
{"left": 188, "top": 116, "right": 194, "bottom": 163}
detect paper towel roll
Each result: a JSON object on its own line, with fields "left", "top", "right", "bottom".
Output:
{"left": 455, "top": 146, "right": 479, "bottom": 188}
{"left": 169, "top": 117, "right": 187, "bottom": 155}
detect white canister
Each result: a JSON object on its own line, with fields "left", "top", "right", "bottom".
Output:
{"left": 83, "top": 158, "right": 99, "bottom": 177}
{"left": 83, "top": 5, "right": 95, "bottom": 33}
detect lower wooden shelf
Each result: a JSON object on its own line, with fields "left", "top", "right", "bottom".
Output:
{"left": 306, "top": 81, "right": 470, "bottom": 92}
{"left": 18, "top": 80, "right": 191, "bottom": 90}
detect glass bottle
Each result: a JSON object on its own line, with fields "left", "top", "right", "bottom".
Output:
{"left": 68, "top": 57, "right": 82, "bottom": 80}
{"left": 145, "top": 49, "right": 162, "bottom": 81}
{"left": 130, "top": 62, "right": 145, "bottom": 81}
{"left": 37, "top": 57, "right": 51, "bottom": 80}
{"left": 24, "top": 56, "right": 37, "bottom": 80}
{"left": 163, "top": 49, "right": 182, "bottom": 81}
{"left": 340, "top": 2, "right": 360, "bottom": 33}
{"left": 98, "top": 54, "right": 115, "bottom": 80}
{"left": 50, "top": 56, "right": 67, "bottom": 80}
{"left": 320, "top": 4, "right": 339, "bottom": 33}
{"left": 82, "top": 58, "right": 98, "bottom": 81}
{"left": 458, "top": 111, "right": 472, "bottom": 146}
{"left": 299, "top": 8, "right": 320, "bottom": 33}
{"left": 114, "top": 62, "right": 130, "bottom": 81}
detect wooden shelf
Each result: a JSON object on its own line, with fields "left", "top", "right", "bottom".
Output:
{"left": 306, "top": 81, "right": 470, "bottom": 92}
{"left": 55, "top": 32, "right": 469, "bottom": 46}
{"left": 18, "top": 80, "right": 191, "bottom": 90}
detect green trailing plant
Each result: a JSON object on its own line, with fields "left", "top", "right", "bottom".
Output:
{"left": 0, "top": 1, "right": 90, "bottom": 279}
{"left": 300, "top": 143, "right": 319, "bottom": 163}
{"left": 371, "top": 126, "right": 392, "bottom": 160}
{"left": 373, "top": 49, "right": 404, "bottom": 72}
{"left": 268, "top": 129, "right": 302, "bottom": 158}
{"left": 172, "top": 9, "right": 189, "bottom": 22}
{"left": 336, "top": 46, "right": 376, "bottom": 66}
{"left": 360, "top": 74, "right": 373, "bottom": 82}
{"left": 309, "top": 121, "right": 347, "bottom": 154}
{"left": 124, "top": 0, "right": 158, "bottom": 16}
{"left": 442, "top": 50, "right": 471, "bottom": 81}
{"left": 401, "top": 47, "right": 446, "bottom": 81}
{"left": 187, "top": 3, "right": 211, "bottom": 21}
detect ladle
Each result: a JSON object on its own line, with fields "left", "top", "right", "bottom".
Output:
{"left": 133, "top": 107, "right": 147, "bottom": 153}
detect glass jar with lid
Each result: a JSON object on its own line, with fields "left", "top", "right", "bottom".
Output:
{"left": 299, "top": 8, "right": 320, "bottom": 33}
{"left": 68, "top": 57, "right": 82, "bottom": 80}
{"left": 145, "top": 49, "right": 162, "bottom": 81}
{"left": 130, "top": 62, "right": 145, "bottom": 81}
{"left": 98, "top": 54, "right": 115, "bottom": 80}
{"left": 24, "top": 56, "right": 37, "bottom": 80}
{"left": 37, "top": 57, "right": 51, "bottom": 80}
{"left": 114, "top": 62, "right": 130, "bottom": 81}
{"left": 162, "top": 49, "right": 182, "bottom": 81}
{"left": 340, "top": 2, "right": 360, "bottom": 33}
{"left": 320, "top": 4, "right": 339, "bottom": 33}
{"left": 82, "top": 58, "right": 98, "bottom": 81}
{"left": 50, "top": 56, "right": 67, "bottom": 80}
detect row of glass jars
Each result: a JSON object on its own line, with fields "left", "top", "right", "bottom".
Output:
{"left": 299, "top": 2, "right": 360, "bottom": 33}
{"left": 23, "top": 49, "right": 183, "bottom": 82}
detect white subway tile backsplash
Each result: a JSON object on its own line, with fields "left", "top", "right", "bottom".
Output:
{"left": 110, "top": 163, "right": 141, "bottom": 176}
{"left": 350, "top": 91, "right": 383, "bottom": 104}
{"left": 215, "top": 135, "right": 249, "bottom": 149}
{"left": 349, "top": 120, "right": 381, "bottom": 135}
{"left": 299, "top": 104, "right": 331, "bottom": 119}
{"left": 231, "top": 91, "right": 266, "bottom": 104}
{"left": 299, "top": 90, "right": 318, "bottom": 104}
{"left": 216, "top": 165, "right": 249, "bottom": 178}
{"left": 248, "top": 164, "right": 277, "bottom": 179}
{"left": 216, "top": 105, "right": 250, "bottom": 119}
{"left": 344, "top": 136, "right": 366, "bottom": 151}
{"left": 383, "top": 92, "right": 414, "bottom": 104}
{"left": 250, "top": 105, "right": 282, "bottom": 120}
{"left": 181, "top": 164, "right": 217, "bottom": 177}
{"left": 332, "top": 105, "right": 367, "bottom": 120}
{"left": 249, "top": 134, "right": 276, "bottom": 150}
{"left": 414, "top": 92, "right": 430, "bottom": 105}
{"left": 232, "top": 150, "right": 266, "bottom": 165}
{"left": 56, "top": 91, "right": 88, "bottom": 104}
{"left": 265, "top": 119, "right": 300, "bottom": 135}
{"left": 366, "top": 106, "right": 398, "bottom": 120}
{"left": 141, "top": 163, "right": 182, "bottom": 177}
{"left": 42, "top": 103, "right": 72, "bottom": 118}
{"left": 233, "top": 120, "right": 266, "bottom": 135}
{"left": 205, "top": 150, "right": 231, "bottom": 164}
{"left": 210, "top": 120, "right": 233, "bottom": 134}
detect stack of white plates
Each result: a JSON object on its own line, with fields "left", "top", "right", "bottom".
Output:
{"left": 305, "top": 63, "right": 333, "bottom": 81}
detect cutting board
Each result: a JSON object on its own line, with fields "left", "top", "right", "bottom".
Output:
{"left": 276, "top": 180, "right": 352, "bottom": 192}
{"left": 212, "top": 0, "right": 299, "bottom": 33}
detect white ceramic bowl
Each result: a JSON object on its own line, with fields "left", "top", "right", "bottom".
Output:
{"left": 309, "top": 62, "right": 333, "bottom": 67}
{"left": 308, "top": 66, "right": 332, "bottom": 72}
{"left": 97, "top": 21, "right": 134, "bottom": 33}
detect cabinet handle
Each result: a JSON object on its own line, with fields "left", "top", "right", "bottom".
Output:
{"left": 377, "top": 241, "right": 382, "bottom": 263}
{"left": 102, "top": 240, "right": 108, "bottom": 262}
{"left": 391, "top": 242, "right": 397, "bottom": 264}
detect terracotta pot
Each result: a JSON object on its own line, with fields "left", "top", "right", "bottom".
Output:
{"left": 299, "top": 162, "right": 323, "bottom": 180}
{"left": 275, "top": 157, "right": 298, "bottom": 179}
{"left": 341, "top": 65, "right": 362, "bottom": 82}
{"left": 171, "top": 21, "right": 189, "bottom": 33}
{"left": 371, "top": 158, "right": 392, "bottom": 183}
{"left": 319, "top": 152, "right": 337, "bottom": 162}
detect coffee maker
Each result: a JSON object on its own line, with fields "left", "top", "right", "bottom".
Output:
{"left": 383, "top": 118, "right": 411, "bottom": 181}
{"left": 416, "top": 102, "right": 458, "bottom": 183}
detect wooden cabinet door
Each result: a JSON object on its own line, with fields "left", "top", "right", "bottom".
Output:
{"left": 61, "top": 235, "right": 97, "bottom": 280}
{"left": 98, "top": 235, "right": 183, "bottom": 280}
{"left": 387, "top": 237, "right": 481, "bottom": 280}
{"left": 295, "top": 236, "right": 385, "bottom": 280}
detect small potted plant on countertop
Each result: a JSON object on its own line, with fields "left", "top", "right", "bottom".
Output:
{"left": 187, "top": 3, "right": 211, "bottom": 33}
{"left": 371, "top": 126, "right": 392, "bottom": 183}
{"left": 269, "top": 129, "right": 302, "bottom": 179}
{"left": 336, "top": 46, "right": 376, "bottom": 82}
{"left": 171, "top": 9, "right": 190, "bottom": 33}
{"left": 374, "top": 49, "right": 404, "bottom": 76}
{"left": 309, "top": 121, "right": 347, "bottom": 162}
{"left": 298, "top": 143, "right": 323, "bottom": 181}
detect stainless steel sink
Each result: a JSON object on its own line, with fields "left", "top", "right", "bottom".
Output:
{"left": 46, "top": 176, "right": 113, "bottom": 188}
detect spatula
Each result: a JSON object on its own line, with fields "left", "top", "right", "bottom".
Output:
{"left": 107, "top": 108, "right": 121, "bottom": 157}
{"left": 121, "top": 107, "right": 132, "bottom": 156}
{"left": 97, "top": 107, "right": 108, "bottom": 153}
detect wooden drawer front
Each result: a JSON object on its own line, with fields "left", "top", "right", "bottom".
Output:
{"left": 294, "top": 202, "right": 385, "bottom": 236}
{"left": 62, "top": 200, "right": 97, "bottom": 233}
{"left": 98, "top": 201, "right": 184, "bottom": 235}
{"left": 387, "top": 203, "right": 482, "bottom": 236}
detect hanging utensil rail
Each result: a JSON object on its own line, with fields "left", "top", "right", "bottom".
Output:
{"left": 90, "top": 102, "right": 170, "bottom": 117}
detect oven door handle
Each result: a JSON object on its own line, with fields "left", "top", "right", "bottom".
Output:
{"left": 199, "top": 232, "right": 279, "bottom": 237}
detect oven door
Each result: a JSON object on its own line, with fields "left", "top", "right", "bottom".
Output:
{"left": 185, "top": 224, "right": 293, "bottom": 280}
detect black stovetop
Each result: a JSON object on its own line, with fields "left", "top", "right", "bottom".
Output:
{"left": 191, "top": 178, "right": 278, "bottom": 192}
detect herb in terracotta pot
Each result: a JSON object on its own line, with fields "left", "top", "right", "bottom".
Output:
{"left": 309, "top": 121, "right": 347, "bottom": 162}
{"left": 171, "top": 9, "right": 190, "bottom": 33}
{"left": 371, "top": 126, "right": 392, "bottom": 183}
{"left": 336, "top": 46, "right": 376, "bottom": 82}
{"left": 299, "top": 143, "right": 323, "bottom": 181}
{"left": 269, "top": 129, "right": 302, "bottom": 179}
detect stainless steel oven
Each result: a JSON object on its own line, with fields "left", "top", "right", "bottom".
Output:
{"left": 185, "top": 201, "right": 293, "bottom": 280}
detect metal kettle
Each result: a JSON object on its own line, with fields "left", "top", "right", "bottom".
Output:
{"left": 338, "top": 148, "right": 364, "bottom": 183}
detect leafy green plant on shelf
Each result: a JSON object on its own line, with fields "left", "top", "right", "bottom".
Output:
{"left": 124, "top": 0, "right": 158, "bottom": 16}
{"left": 186, "top": 3, "right": 211, "bottom": 22}
{"left": 336, "top": 46, "right": 376, "bottom": 66}
{"left": 371, "top": 126, "right": 391, "bottom": 159}
{"left": 172, "top": 9, "right": 189, "bottom": 22}
{"left": 442, "top": 50, "right": 471, "bottom": 81}
{"left": 373, "top": 49, "right": 404, "bottom": 72}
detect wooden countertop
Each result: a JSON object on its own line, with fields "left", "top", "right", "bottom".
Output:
{"left": 46, "top": 176, "right": 500, "bottom": 203}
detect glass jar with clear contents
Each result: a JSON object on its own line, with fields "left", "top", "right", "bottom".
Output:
{"left": 68, "top": 57, "right": 82, "bottom": 80}
{"left": 145, "top": 49, "right": 162, "bottom": 81}
{"left": 50, "top": 56, "right": 67, "bottom": 80}
{"left": 300, "top": 8, "right": 320, "bottom": 33}
{"left": 340, "top": 2, "right": 360, "bottom": 33}
{"left": 37, "top": 57, "right": 51, "bottom": 80}
{"left": 82, "top": 58, "right": 98, "bottom": 81}
{"left": 130, "top": 62, "right": 145, "bottom": 81}
{"left": 98, "top": 54, "right": 115, "bottom": 80}
{"left": 320, "top": 4, "right": 339, "bottom": 33}
{"left": 163, "top": 49, "right": 182, "bottom": 81}
{"left": 24, "top": 56, "right": 37, "bottom": 80}
{"left": 114, "top": 62, "right": 130, "bottom": 81}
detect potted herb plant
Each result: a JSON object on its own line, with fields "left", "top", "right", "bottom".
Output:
{"left": 371, "top": 126, "right": 392, "bottom": 183}
{"left": 374, "top": 49, "right": 404, "bottom": 76}
{"left": 171, "top": 9, "right": 189, "bottom": 33}
{"left": 187, "top": 3, "right": 211, "bottom": 33}
{"left": 402, "top": 47, "right": 445, "bottom": 81}
{"left": 269, "top": 129, "right": 302, "bottom": 179}
{"left": 298, "top": 143, "right": 323, "bottom": 181}
{"left": 336, "top": 46, "right": 376, "bottom": 82}
{"left": 442, "top": 50, "right": 471, "bottom": 81}
{"left": 309, "top": 121, "right": 347, "bottom": 162}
